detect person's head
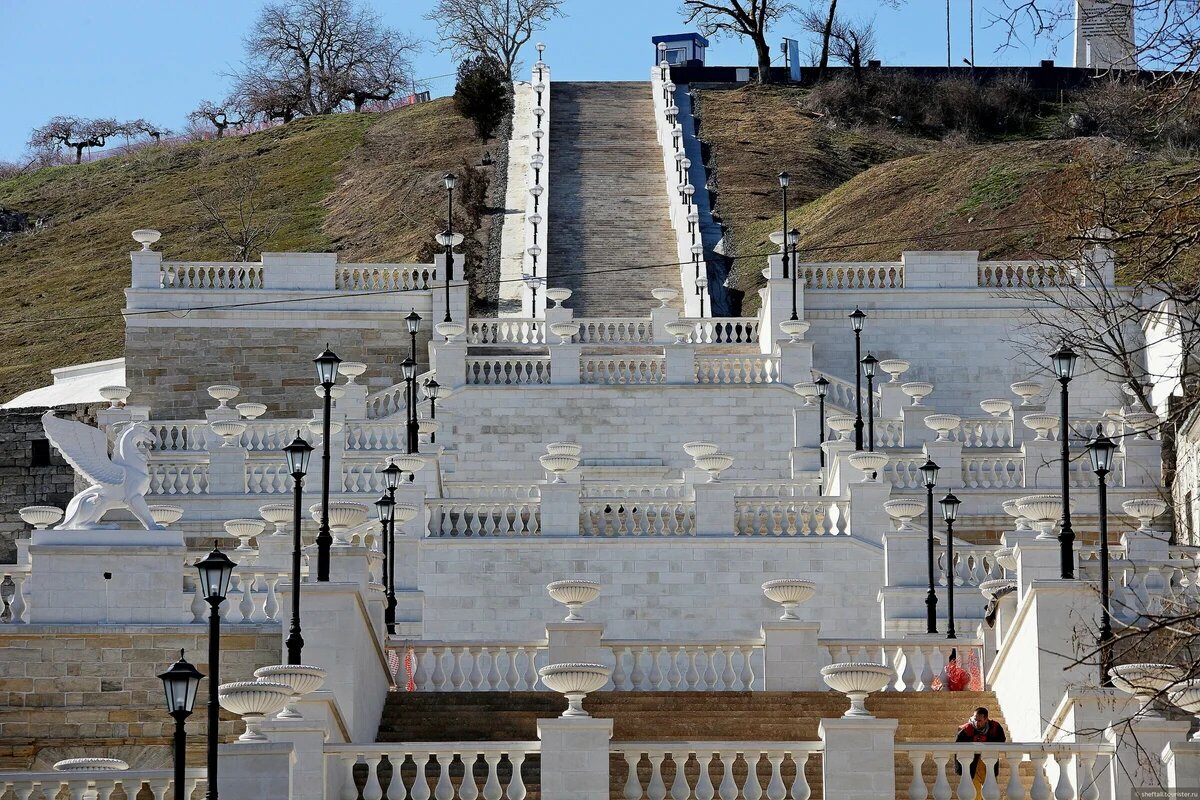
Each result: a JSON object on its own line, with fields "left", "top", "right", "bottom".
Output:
{"left": 971, "top": 708, "right": 990, "bottom": 729}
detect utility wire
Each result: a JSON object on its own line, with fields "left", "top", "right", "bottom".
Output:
{"left": 4, "top": 220, "right": 1045, "bottom": 327}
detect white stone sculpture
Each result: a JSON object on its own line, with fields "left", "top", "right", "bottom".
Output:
{"left": 549, "top": 321, "right": 581, "bottom": 345}
{"left": 42, "top": 412, "right": 162, "bottom": 530}
{"left": 1022, "top": 413, "right": 1059, "bottom": 441}
{"left": 131, "top": 229, "right": 161, "bottom": 250}
{"left": 149, "top": 505, "right": 184, "bottom": 527}
{"left": 826, "top": 414, "right": 856, "bottom": 441}
{"left": 1010, "top": 380, "right": 1045, "bottom": 406}
{"left": 820, "top": 663, "right": 894, "bottom": 717}
{"left": 979, "top": 399, "right": 1013, "bottom": 417}
{"left": 846, "top": 451, "right": 888, "bottom": 481}
{"left": 546, "top": 442, "right": 583, "bottom": 457}
{"left": 338, "top": 362, "right": 367, "bottom": 384}
{"left": 793, "top": 383, "right": 818, "bottom": 406}
{"left": 1168, "top": 681, "right": 1200, "bottom": 739}
{"left": 761, "top": 579, "right": 816, "bottom": 620}
{"left": 207, "top": 385, "right": 240, "bottom": 408}
{"left": 694, "top": 452, "right": 734, "bottom": 482}
{"left": 537, "top": 663, "right": 612, "bottom": 717}
{"left": 682, "top": 441, "right": 718, "bottom": 458}
{"left": 664, "top": 321, "right": 693, "bottom": 344}
{"left": 253, "top": 664, "right": 328, "bottom": 719}
{"left": 1015, "top": 495, "right": 1063, "bottom": 540}
{"left": 98, "top": 386, "right": 131, "bottom": 408}
{"left": 923, "top": 414, "right": 961, "bottom": 442}
{"left": 547, "top": 579, "right": 601, "bottom": 621}
{"left": 235, "top": 402, "right": 267, "bottom": 420}
{"left": 435, "top": 321, "right": 466, "bottom": 342}
{"left": 545, "top": 287, "right": 572, "bottom": 307}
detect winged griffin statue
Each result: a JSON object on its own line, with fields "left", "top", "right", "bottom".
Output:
{"left": 42, "top": 411, "right": 163, "bottom": 530}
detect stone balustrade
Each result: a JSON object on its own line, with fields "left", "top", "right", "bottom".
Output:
{"left": 617, "top": 742, "right": 822, "bottom": 800}
{"left": 0, "top": 768, "right": 207, "bottom": 800}
{"left": 734, "top": 498, "right": 851, "bottom": 537}
{"left": 895, "top": 742, "right": 1113, "bottom": 800}
{"left": 139, "top": 253, "right": 435, "bottom": 293}
{"left": 425, "top": 498, "right": 542, "bottom": 537}
{"left": 817, "top": 638, "right": 980, "bottom": 693}
{"left": 800, "top": 262, "right": 905, "bottom": 290}
{"left": 326, "top": 742, "right": 540, "bottom": 800}
{"left": 1, "top": 565, "right": 29, "bottom": 623}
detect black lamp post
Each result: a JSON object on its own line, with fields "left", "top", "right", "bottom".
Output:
{"left": 779, "top": 172, "right": 791, "bottom": 280}
{"left": 423, "top": 379, "right": 441, "bottom": 445}
{"left": 920, "top": 459, "right": 941, "bottom": 634}
{"left": 401, "top": 356, "right": 417, "bottom": 454}
{"left": 313, "top": 347, "right": 341, "bottom": 582}
{"left": 194, "top": 545, "right": 236, "bottom": 800}
{"left": 787, "top": 228, "right": 800, "bottom": 321}
{"left": 815, "top": 376, "right": 829, "bottom": 469}
{"left": 374, "top": 492, "right": 395, "bottom": 633}
{"left": 861, "top": 353, "right": 878, "bottom": 451}
{"left": 382, "top": 460, "right": 403, "bottom": 634}
{"left": 940, "top": 493, "right": 961, "bottom": 640}
{"left": 159, "top": 650, "right": 203, "bottom": 800}
{"left": 1051, "top": 343, "right": 1079, "bottom": 579}
{"left": 1086, "top": 425, "right": 1118, "bottom": 686}
{"left": 282, "top": 433, "right": 313, "bottom": 664}
{"left": 697, "top": 276, "right": 708, "bottom": 316}
{"left": 849, "top": 307, "right": 866, "bottom": 451}
{"left": 406, "top": 311, "right": 421, "bottom": 452}
{"left": 443, "top": 173, "right": 457, "bottom": 321}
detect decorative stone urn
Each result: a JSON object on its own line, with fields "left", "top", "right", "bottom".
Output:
{"left": 1123, "top": 411, "right": 1157, "bottom": 440}
{"left": 235, "top": 402, "right": 267, "bottom": 420}
{"left": 901, "top": 382, "right": 933, "bottom": 407}
{"left": 846, "top": 451, "right": 888, "bottom": 481}
{"left": 98, "top": 385, "right": 132, "bottom": 408}
{"left": 761, "top": 579, "right": 816, "bottom": 620}
{"left": 309, "top": 501, "right": 370, "bottom": 546}
{"left": 131, "top": 229, "right": 161, "bottom": 250}
{"left": 664, "top": 321, "right": 694, "bottom": 344}
{"left": 225, "top": 519, "right": 266, "bottom": 551}
{"left": 390, "top": 454, "right": 426, "bottom": 475}
{"left": 883, "top": 498, "right": 925, "bottom": 531}
{"left": 253, "top": 664, "right": 327, "bottom": 719}
{"left": 148, "top": 505, "right": 184, "bottom": 528}
{"left": 923, "top": 414, "right": 962, "bottom": 442}
{"left": 994, "top": 547, "right": 1017, "bottom": 572}
{"left": 312, "top": 385, "right": 347, "bottom": 401}
{"left": 979, "top": 399, "right": 1013, "bottom": 417}
{"left": 338, "top": 362, "right": 367, "bottom": 384}
{"left": 549, "top": 321, "right": 581, "bottom": 345}
{"left": 683, "top": 441, "right": 719, "bottom": 459}
{"left": 694, "top": 452, "right": 734, "bottom": 482}
{"left": 1168, "top": 680, "right": 1200, "bottom": 739}
{"left": 537, "top": 663, "right": 612, "bottom": 717}
{"left": 19, "top": 505, "right": 63, "bottom": 529}
{"left": 306, "top": 417, "right": 345, "bottom": 437}
{"left": 1015, "top": 495, "right": 1063, "bottom": 540}
{"left": 547, "top": 579, "right": 601, "bottom": 621}
{"left": 418, "top": 419, "right": 441, "bottom": 436}
{"left": 209, "top": 419, "right": 248, "bottom": 447}
{"left": 879, "top": 359, "right": 910, "bottom": 383}
{"left": 793, "top": 383, "right": 818, "bottom": 406}
{"left": 826, "top": 414, "right": 856, "bottom": 442}
{"left": 651, "top": 288, "right": 678, "bottom": 308}
{"left": 545, "top": 287, "right": 572, "bottom": 307}
{"left": 1110, "top": 663, "right": 1185, "bottom": 711}
{"left": 259, "top": 503, "right": 292, "bottom": 535}
{"left": 820, "top": 663, "right": 894, "bottom": 717}
{"left": 979, "top": 578, "right": 1016, "bottom": 601}
{"left": 1001, "top": 498, "right": 1031, "bottom": 532}
{"left": 217, "top": 681, "right": 293, "bottom": 740}
{"left": 1022, "top": 413, "right": 1059, "bottom": 441}
{"left": 207, "top": 385, "right": 240, "bottom": 408}
{"left": 53, "top": 758, "right": 129, "bottom": 772}
{"left": 1123, "top": 498, "right": 1168, "bottom": 532}
{"left": 778, "top": 319, "right": 810, "bottom": 342}
{"left": 546, "top": 442, "right": 583, "bottom": 457}
{"left": 1010, "top": 380, "right": 1044, "bottom": 406}
{"left": 540, "top": 453, "right": 580, "bottom": 483}
{"left": 435, "top": 321, "right": 466, "bottom": 343}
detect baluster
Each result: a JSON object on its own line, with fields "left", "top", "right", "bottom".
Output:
{"left": 695, "top": 752, "right": 716, "bottom": 800}
{"left": 612, "top": 646, "right": 629, "bottom": 690}
{"left": 630, "top": 648, "right": 646, "bottom": 690}
{"left": 955, "top": 750, "right": 977, "bottom": 799}
{"left": 431, "top": 647, "right": 448, "bottom": 690}
{"left": 433, "top": 752, "right": 454, "bottom": 800}
{"left": 503, "top": 649, "right": 519, "bottom": 691}
{"left": 149, "top": 780, "right": 171, "bottom": 800}
{"left": 686, "top": 647, "right": 701, "bottom": 689}
{"left": 450, "top": 648, "right": 466, "bottom": 690}
{"left": 791, "top": 751, "right": 812, "bottom": 800}
{"left": 718, "top": 647, "right": 735, "bottom": 691}
{"left": 523, "top": 647, "right": 539, "bottom": 690}
{"left": 1003, "top": 752, "right": 1023, "bottom": 799}
{"left": 467, "top": 649, "right": 483, "bottom": 690}
{"left": 700, "top": 647, "right": 718, "bottom": 690}
{"left": 485, "top": 648, "right": 502, "bottom": 690}
{"left": 649, "top": 647, "right": 665, "bottom": 690}
{"left": 623, "top": 752, "right": 644, "bottom": 800}
{"left": 411, "top": 754, "right": 433, "bottom": 800}
{"left": 263, "top": 574, "right": 280, "bottom": 622}
{"left": 669, "top": 753, "right": 690, "bottom": 800}
{"left": 647, "top": 753, "right": 667, "bottom": 800}
{"left": 980, "top": 754, "right": 1000, "bottom": 800}
{"left": 509, "top": 751, "right": 527, "bottom": 800}
{"left": 342, "top": 755, "right": 361, "bottom": 800}
{"left": 1078, "top": 753, "right": 1099, "bottom": 800}
{"left": 742, "top": 753, "right": 763, "bottom": 800}
{"left": 667, "top": 647, "right": 684, "bottom": 690}
{"left": 766, "top": 752, "right": 786, "bottom": 800}
{"left": 930, "top": 754, "right": 951, "bottom": 800}
{"left": 717, "top": 752, "right": 738, "bottom": 800}
{"left": 459, "top": 753, "right": 480, "bottom": 800}
{"left": 907, "top": 751, "right": 928, "bottom": 800}
{"left": 364, "top": 754, "right": 385, "bottom": 800}
{"left": 410, "top": 649, "right": 429, "bottom": 691}
{"left": 740, "top": 646, "right": 756, "bottom": 690}
{"left": 1052, "top": 753, "right": 1073, "bottom": 800}
{"left": 898, "top": 646, "right": 916, "bottom": 692}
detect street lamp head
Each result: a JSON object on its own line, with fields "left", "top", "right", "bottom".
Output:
{"left": 375, "top": 493, "right": 395, "bottom": 523}
{"left": 194, "top": 544, "right": 236, "bottom": 603}
{"left": 538, "top": 42, "right": 546, "bottom": 55}
{"left": 918, "top": 458, "right": 940, "bottom": 488}
{"left": 861, "top": 352, "right": 879, "bottom": 379}
{"left": 283, "top": 431, "right": 314, "bottom": 476}
{"left": 1086, "top": 424, "right": 1118, "bottom": 475}
{"left": 778, "top": 171, "right": 790, "bottom": 188}
{"left": 383, "top": 460, "right": 404, "bottom": 490}
{"left": 658, "top": 41, "right": 667, "bottom": 53}
{"left": 939, "top": 492, "right": 961, "bottom": 523}
{"left": 1051, "top": 343, "right": 1079, "bottom": 381}
{"left": 849, "top": 307, "right": 866, "bottom": 332}
{"left": 423, "top": 378, "right": 440, "bottom": 400}
{"left": 786, "top": 228, "right": 800, "bottom": 247}
{"left": 443, "top": 173, "right": 457, "bottom": 191}
{"left": 159, "top": 649, "right": 203, "bottom": 718}
{"left": 815, "top": 376, "right": 829, "bottom": 398}
{"left": 401, "top": 356, "right": 416, "bottom": 381}
{"left": 406, "top": 309, "right": 422, "bottom": 335}
{"left": 313, "top": 345, "right": 342, "bottom": 388}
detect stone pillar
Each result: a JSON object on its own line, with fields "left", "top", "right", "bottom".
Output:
{"left": 1107, "top": 716, "right": 1192, "bottom": 794}
{"left": 761, "top": 277, "right": 795, "bottom": 355}
{"left": 97, "top": 405, "right": 132, "bottom": 432}
{"left": 901, "top": 405, "right": 933, "bottom": 448}
{"left": 218, "top": 741, "right": 294, "bottom": 800}
{"left": 540, "top": 481, "right": 581, "bottom": 536}
{"left": 537, "top": 717, "right": 614, "bottom": 800}
{"left": 1163, "top": 741, "right": 1200, "bottom": 790}
{"left": 338, "top": 382, "right": 367, "bottom": 419}
{"left": 694, "top": 481, "right": 735, "bottom": 535}
{"left": 545, "top": 304, "right": 573, "bottom": 327}
{"left": 819, "top": 717, "right": 899, "bottom": 800}
{"left": 549, "top": 344, "right": 581, "bottom": 385}
{"left": 664, "top": 343, "right": 696, "bottom": 385}
{"left": 822, "top": 440, "right": 855, "bottom": 493}
{"left": 883, "top": 529, "right": 928, "bottom": 588}
{"left": 392, "top": 483, "right": 427, "bottom": 592}
{"left": 1122, "top": 437, "right": 1163, "bottom": 487}
{"left": 650, "top": 306, "right": 680, "bottom": 344}
{"left": 257, "top": 722, "right": 330, "bottom": 800}
{"left": 546, "top": 621, "right": 606, "bottom": 664}
{"left": 207, "top": 444, "right": 248, "bottom": 494}
{"left": 846, "top": 479, "right": 891, "bottom": 546}
{"left": 323, "top": 544, "right": 377, "bottom": 590}
{"left": 1021, "top": 439, "right": 1062, "bottom": 488}
{"left": 923, "top": 441, "right": 963, "bottom": 490}
{"left": 879, "top": 382, "right": 907, "bottom": 420}
{"left": 432, "top": 253, "right": 468, "bottom": 322}
{"left": 777, "top": 340, "right": 814, "bottom": 386}
{"left": 1013, "top": 535, "right": 1062, "bottom": 599}
{"left": 130, "top": 249, "right": 162, "bottom": 289}
{"left": 761, "top": 621, "right": 822, "bottom": 690}
{"left": 1122, "top": 528, "right": 1171, "bottom": 563}
{"left": 430, "top": 340, "right": 468, "bottom": 389}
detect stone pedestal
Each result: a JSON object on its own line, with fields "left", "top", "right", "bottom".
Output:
{"left": 693, "top": 482, "right": 735, "bottom": 535}
{"left": 922, "top": 441, "right": 962, "bottom": 490}
{"left": 540, "top": 482, "right": 581, "bottom": 535}
{"left": 650, "top": 306, "right": 680, "bottom": 344}
{"left": 1163, "top": 741, "right": 1200, "bottom": 790}
{"left": 28, "top": 527, "right": 187, "bottom": 624}
{"left": 537, "top": 716, "right": 614, "bottom": 800}
{"left": 664, "top": 343, "right": 696, "bottom": 385}
{"left": 1014, "top": 536, "right": 1062, "bottom": 599}
{"left": 900, "top": 405, "right": 933, "bottom": 448}
{"left": 207, "top": 445, "right": 248, "bottom": 494}
{"left": 846, "top": 480, "right": 890, "bottom": 546}
{"left": 1121, "top": 437, "right": 1163, "bottom": 487}
{"left": 218, "top": 741, "right": 294, "bottom": 800}
{"left": 819, "top": 717, "right": 898, "bottom": 800}
{"left": 776, "top": 340, "right": 814, "bottom": 386}
{"left": 761, "top": 621, "right": 822, "bottom": 690}
{"left": 549, "top": 344, "right": 581, "bottom": 385}
{"left": 879, "top": 383, "right": 906, "bottom": 420}
{"left": 1020, "top": 439, "right": 1061, "bottom": 488}
{"left": 883, "top": 530, "right": 928, "bottom": 588}
{"left": 1109, "top": 716, "right": 1193, "bottom": 794}
{"left": 546, "top": 621, "right": 606, "bottom": 665}
{"left": 257, "top": 722, "right": 329, "bottom": 800}
{"left": 430, "top": 341, "right": 468, "bottom": 388}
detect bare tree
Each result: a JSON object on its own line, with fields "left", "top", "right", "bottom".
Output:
{"left": 188, "top": 100, "right": 248, "bottom": 139}
{"left": 798, "top": 8, "right": 878, "bottom": 82}
{"left": 190, "top": 162, "right": 286, "bottom": 261}
{"left": 426, "top": 0, "right": 563, "bottom": 82}
{"left": 681, "top": 0, "right": 796, "bottom": 85}
{"left": 125, "top": 119, "right": 172, "bottom": 143}
{"left": 814, "top": 0, "right": 837, "bottom": 80}
{"left": 236, "top": 0, "right": 417, "bottom": 118}
{"left": 28, "top": 116, "right": 127, "bottom": 164}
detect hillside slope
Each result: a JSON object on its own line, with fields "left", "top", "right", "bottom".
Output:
{"left": 0, "top": 98, "right": 487, "bottom": 400}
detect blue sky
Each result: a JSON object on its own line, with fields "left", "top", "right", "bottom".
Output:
{"left": 0, "top": 0, "right": 1063, "bottom": 162}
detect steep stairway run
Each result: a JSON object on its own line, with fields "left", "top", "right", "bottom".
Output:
{"left": 547, "top": 82, "right": 682, "bottom": 315}
{"left": 376, "top": 690, "right": 1006, "bottom": 799}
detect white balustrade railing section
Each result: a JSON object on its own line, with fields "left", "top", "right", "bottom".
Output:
{"left": 148, "top": 460, "right": 209, "bottom": 494}
{"left": 729, "top": 480, "right": 821, "bottom": 498}
{"left": 0, "top": 769, "right": 207, "bottom": 800}
{"left": 426, "top": 499, "right": 541, "bottom": 537}
{"left": 576, "top": 318, "right": 655, "bottom": 344}
{"left": 617, "top": 743, "right": 822, "bottom": 800}
{"left": 812, "top": 371, "right": 881, "bottom": 416}
{"left": 976, "top": 261, "right": 1077, "bottom": 288}
{"left": 580, "top": 481, "right": 689, "bottom": 499}
{"left": 799, "top": 262, "right": 904, "bottom": 289}
{"left": 897, "top": 742, "right": 1113, "bottom": 800}
{"left": 818, "top": 638, "right": 980, "bottom": 692}
{"left": 327, "top": 742, "right": 540, "bottom": 800}
{"left": 581, "top": 355, "right": 666, "bottom": 385}
{"left": 734, "top": 499, "right": 850, "bottom": 536}
{"left": 466, "top": 318, "right": 545, "bottom": 345}
{"left": 940, "top": 548, "right": 1002, "bottom": 588}
{"left": 185, "top": 567, "right": 287, "bottom": 624}
{"left": 875, "top": 418, "right": 904, "bottom": 448}
{"left": 608, "top": 642, "right": 762, "bottom": 691}
{"left": 147, "top": 421, "right": 209, "bottom": 451}
{"left": 695, "top": 355, "right": 778, "bottom": 385}
{"left": 344, "top": 422, "right": 407, "bottom": 452}
{"left": 580, "top": 500, "right": 695, "bottom": 536}
{"left": 159, "top": 260, "right": 436, "bottom": 292}
{"left": 390, "top": 641, "right": 549, "bottom": 691}
{"left": 334, "top": 264, "right": 433, "bottom": 291}
{"left": 684, "top": 317, "right": 761, "bottom": 345}
{"left": 466, "top": 356, "right": 551, "bottom": 385}
{"left": 246, "top": 461, "right": 291, "bottom": 494}
{"left": 961, "top": 455, "right": 1025, "bottom": 489}
{"left": 1, "top": 566, "right": 30, "bottom": 624}
{"left": 160, "top": 261, "right": 264, "bottom": 289}
{"left": 442, "top": 483, "right": 542, "bottom": 500}
{"left": 364, "top": 371, "right": 433, "bottom": 419}
{"left": 241, "top": 421, "right": 297, "bottom": 451}
{"left": 953, "top": 417, "right": 1015, "bottom": 447}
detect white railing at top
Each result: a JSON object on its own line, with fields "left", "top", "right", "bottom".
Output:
{"left": 327, "top": 742, "right": 541, "bottom": 800}
{"left": 465, "top": 355, "right": 551, "bottom": 385}
{"left": 811, "top": 370, "right": 881, "bottom": 416}
{"left": 684, "top": 317, "right": 761, "bottom": 345}
{"left": 961, "top": 454, "right": 1025, "bottom": 489}
{"left": 426, "top": 498, "right": 541, "bottom": 537}
{"left": 581, "top": 354, "right": 666, "bottom": 385}
{"left": 147, "top": 459, "right": 210, "bottom": 494}
{"left": 608, "top": 641, "right": 763, "bottom": 691}
{"left": 160, "top": 262, "right": 264, "bottom": 289}
{"left": 576, "top": 317, "right": 655, "bottom": 344}
{"left": 344, "top": 421, "right": 407, "bottom": 452}
{"left": 695, "top": 354, "right": 778, "bottom": 384}
{"left": 390, "top": 641, "right": 549, "bottom": 691}
{"left": 977, "top": 261, "right": 1077, "bottom": 288}
{"left": 466, "top": 317, "right": 545, "bottom": 345}
{"left": 580, "top": 481, "right": 689, "bottom": 498}
{"left": 729, "top": 480, "right": 822, "bottom": 498}
{"left": 953, "top": 417, "right": 1015, "bottom": 447}
{"left": 617, "top": 743, "right": 822, "bottom": 800}
{"left": 0, "top": 769, "right": 207, "bottom": 800}
{"left": 580, "top": 498, "right": 695, "bottom": 535}
{"left": 800, "top": 262, "right": 904, "bottom": 289}
{"left": 364, "top": 370, "right": 434, "bottom": 418}
{"left": 896, "top": 742, "right": 1113, "bottom": 800}
{"left": 334, "top": 264, "right": 433, "bottom": 291}
{"left": 442, "top": 483, "right": 542, "bottom": 499}
{"left": 734, "top": 498, "right": 850, "bottom": 536}
{"left": 147, "top": 420, "right": 210, "bottom": 451}
{"left": 818, "top": 638, "right": 982, "bottom": 692}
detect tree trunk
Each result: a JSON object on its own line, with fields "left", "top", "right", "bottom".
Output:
{"left": 754, "top": 36, "right": 773, "bottom": 85}
{"left": 73, "top": 145, "right": 84, "bottom": 164}
{"left": 818, "top": 0, "right": 838, "bottom": 82}
{"left": 215, "top": 124, "right": 226, "bottom": 139}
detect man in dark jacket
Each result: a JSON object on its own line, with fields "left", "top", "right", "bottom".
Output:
{"left": 954, "top": 707, "right": 1006, "bottom": 799}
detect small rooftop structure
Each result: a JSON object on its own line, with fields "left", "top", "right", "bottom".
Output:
{"left": 3, "top": 357, "right": 125, "bottom": 409}
{"left": 652, "top": 33, "right": 708, "bottom": 67}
